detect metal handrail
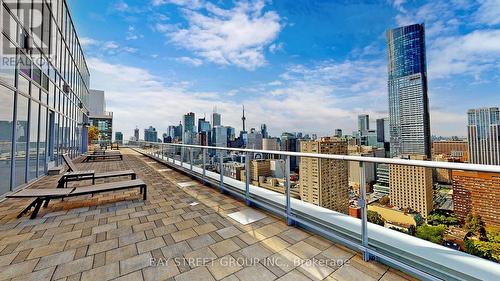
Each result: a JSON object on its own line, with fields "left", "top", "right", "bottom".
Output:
{"left": 127, "top": 140, "right": 500, "bottom": 281}
{"left": 133, "top": 140, "right": 500, "bottom": 173}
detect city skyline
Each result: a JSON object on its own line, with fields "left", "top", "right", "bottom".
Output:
{"left": 69, "top": 0, "right": 500, "bottom": 139}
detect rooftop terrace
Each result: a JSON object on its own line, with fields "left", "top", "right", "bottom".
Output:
{"left": 0, "top": 148, "right": 413, "bottom": 281}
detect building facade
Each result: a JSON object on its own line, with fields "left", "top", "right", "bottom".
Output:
{"left": 433, "top": 140, "right": 468, "bottom": 162}
{"left": 88, "top": 89, "right": 112, "bottom": 146}
{"left": 452, "top": 170, "right": 500, "bottom": 227}
{"left": 299, "top": 137, "right": 349, "bottom": 213}
{"left": 133, "top": 127, "right": 139, "bottom": 141}
{"left": 114, "top": 132, "right": 123, "bottom": 145}
{"left": 358, "top": 114, "right": 369, "bottom": 134}
{"left": 144, "top": 126, "right": 157, "bottom": 142}
{"left": 467, "top": 107, "right": 500, "bottom": 165}
{"left": 387, "top": 23, "right": 431, "bottom": 158}
{"left": 389, "top": 155, "right": 433, "bottom": 218}
{"left": 0, "top": 0, "right": 90, "bottom": 195}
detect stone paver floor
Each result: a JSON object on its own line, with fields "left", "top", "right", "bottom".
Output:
{"left": 0, "top": 149, "right": 417, "bottom": 281}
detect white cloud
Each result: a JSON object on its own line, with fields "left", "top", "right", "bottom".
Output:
{"left": 269, "top": 42, "right": 284, "bottom": 54}
{"left": 160, "top": 0, "right": 282, "bottom": 70}
{"left": 474, "top": 0, "right": 500, "bottom": 25}
{"left": 80, "top": 37, "right": 99, "bottom": 47}
{"left": 175, "top": 56, "right": 203, "bottom": 66}
{"left": 103, "top": 41, "right": 120, "bottom": 50}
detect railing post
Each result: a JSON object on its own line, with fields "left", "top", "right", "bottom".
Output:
{"left": 190, "top": 148, "right": 193, "bottom": 175}
{"left": 285, "top": 155, "right": 293, "bottom": 225}
{"left": 359, "top": 161, "right": 370, "bottom": 261}
{"left": 180, "top": 146, "right": 184, "bottom": 168}
{"left": 245, "top": 153, "right": 250, "bottom": 206}
{"left": 160, "top": 144, "right": 164, "bottom": 160}
{"left": 219, "top": 151, "right": 224, "bottom": 193}
{"left": 202, "top": 148, "right": 206, "bottom": 184}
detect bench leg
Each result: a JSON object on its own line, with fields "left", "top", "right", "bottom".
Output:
{"left": 17, "top": 199, "right": 38, "bottom": 218}
{"left": 131, "top": 174, "right": 136, "bottom": 180}
{"left": 30, "top": 199, "right": 44, "bottom": 219}
{"left": 142, "top": 185, "right": 147, "bottom": 200}
{"left": 43, "top": 199, "right": 51, "bottom": 207}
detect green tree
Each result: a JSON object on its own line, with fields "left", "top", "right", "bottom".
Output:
{"left": 464, "top": 214, "right": 486, "bottom": 239}
{"left": 416, "top": 224, "right": 446, "bottom": 244}
{"left": 465, "top": 239, "right": 500, "bottom": 262}
{"left": 367, "top": 210, "right": 384, "bottom": 226}
{"left": 427, "top": 213, "right": 459, "bottom": 226}
{"left": 379, "top": 196, "right": 390, "bottom": 206}
{"left": 88, "top": 126, "right": 99, "bottom": 145}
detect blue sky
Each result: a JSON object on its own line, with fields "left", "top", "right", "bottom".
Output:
{"left": 67, "top": 0, "right": 500, "bottom": 139}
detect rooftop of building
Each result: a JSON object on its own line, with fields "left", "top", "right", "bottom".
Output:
{"left": 0, "top": 149, "right": 413, "bottom": 281}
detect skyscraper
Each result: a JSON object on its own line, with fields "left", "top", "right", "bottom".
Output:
{"left": 358, "top": 114, "right": 369, "bottom": 133}
{"left": 467, "top": 107, "right": 500, "bottom": 165}
{"left": 115, "top": 132, "right": 123, "bottom": 145}
{"left": 261, "top": 124, "right": 268, "bottom": 138}
{"left": 198, "top": 117, "right": 211, "bottom": 133}
{"left": 299, "top": 137, "right": 349, "bottom": 213}
{"left": 387, "top": 23, "right": 431, "bottom": 158}
{"left": 183, "top": 112, "right": 195, "bottom": 144}
{"left": 241, "top": 105, "right": 247, "bottom": 133}
{"left": 144, "top": 126, "right": 158, "bottom": 142}
{"left": 212, "top": 109, "right": 221, "bottom": 127}
{"left": 134, "top": 128, "right": 140, "bottom": 141}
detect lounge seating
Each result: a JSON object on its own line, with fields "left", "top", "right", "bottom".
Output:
{"left": 59, "top": 155, "right": 135, "bottom": 188}
{"left": 84, "top": 151, "right": 123, "bottom": 161}
{"left": 7, "top": 179, "right": 147, "bottom": 219}
{"left": 111, "top": 143, "right": 119, "bottom": 150}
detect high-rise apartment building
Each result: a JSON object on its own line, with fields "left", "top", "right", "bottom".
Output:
{"left": 183, "top": 112, "right": 195, "bottom": 144}
{"left": 389, "top": 155, "right": 433, "bottom": 217}
{"left": 467, "top": 107, "right": 500, "bottom": 165}
{"left": 263, "top": 138, "right": 280, "bottom": 151}
{"left": 213, "top": 125, "right": 228, "bottom": 148}
{"left": 387, "top": 24, "right": 431, "bottom": 158}
{"left": 0, "top": 0, "right": 90, "bottom": 195}
{"left": 358, "top": 114, "right": 369, "bottom": 133}
{"left": 281, "top": 132, "right": 298, "bottom": 171}
{"left": 247, "top": 128, "right": 263, "bottom": 150}
{"left": 89, "top": 89, "right": 112, "bottom": 146}
{"left": 115, "top": 132, "right": 123, "bottom": 145}
{"left": 144, "top": 126, "right": 157, "bottom": 142}
{"left": 299, "top": 137, "right": 349, "bottom": 213}
{"left": 452, "top": 170, "right": 500, "bottom": 227}
{"left": 260, "top": 124, "right": 268, "bottom": 138}
{"left": 198, "top": 117, "right": 210, "bottom": 133}
{"left": 432, "top": 140, "right": 468, "bottom": 162}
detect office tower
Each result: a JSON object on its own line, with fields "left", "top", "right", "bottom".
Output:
{"left": 334, "top": 129, "right": 342, "bottom": 137}
{"left": 432, "top": 140, "right": 468, "bottom": 162}
{"left": 213, "top": 126, "right": 228, "bottom": 148}
{"left": 212, "top": 109, "right": 221, "bottom": 127}
{"left": 281, "top": 132, "right": 298, "bottom": 171}
{"left": 144, "top": 126, "right": 158, "bottom": 142}
{"left": 183, "top": 112, "right": 195, "bottom": 144}
{"left": 387, "top": 23, "right": 431, "bottom": 158}
{"left": 261, "top": 124, "right": 268, "bottom": 138}
{"left": 167, "top": 125, "right": 176, "bottom": 138}
{"left": 299, "top": 137, "right": 349, "bottom": 213}
{"left": 88, "top": 90, "right": 112, "bottom": 146}
{"left": 452, "top": 170, "right": 500, "bottom": 227}
{"left": 389, "top": 155, "right": 433, "bottom": 218}
{"left": 163, "top": 133, "right": 172, "bottom": 143}
{"left": 115, "top": 132, "right": 123, "bottom": 145}
{"left": 134, "top": 128, "right": 140, "bottom": 141}
{"left": 358, "top": 114, "right": 369, "bottom": 133}
{"left": 247, "top": 128, "right": 263, "bottom": 150}
{"left": 227, "top": 126, "right": 236, "bottom": 141}
{"left": 263, "top": 138, "right": 280, "bottom": 151}
{"left": 198, "top": 117, "right": 210, "bottom": 133}
{"left": 467, "top": 107, "right": 500, "bottom": 165}
{"left": 175, "top": 122, "right": 183, "bottom": 141}
{"left": 0, "top": 0, "right": 90, "bottom": 195}
{"left": 376, "top": 118, "right": 390, "bottom": 143}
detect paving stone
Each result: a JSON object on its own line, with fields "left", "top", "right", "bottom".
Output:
{"left": 206, "top": 255, "right": 243, "bottom": 280}
{"left": 193, "top": 223, "right": 217, "bottom": 235}
{"left": 276, "top": 269, "right": 312, "bottom": 281}
{"left": 81, "top": 262, "right": 120, "bottom": 281}
{"left": 187, "top": 234, "right": 216, "bottom": 250}
{"left": 52, "top": 256, "right": 93, "bottom": 279}
{"left": 235, "top": 263, "right": 277, "bottom": 281}
{"left": 35, "top": 249, "right": 76, "bottom": 270}
{"left": 142, "top": 260, "right": 180, "bottom": 281}
{"left": 174, "top": 266, "right": 215, "bottom": 281}
{"left": 288, "top": 241, "right": 322, "bottom": 259}
{"left": 328, "top": 263, "right": 377, "bottom": 281}
{"left": 216, "top": 226, "right": 242, "bottom": 239}
{"left": 0, "top": 258, "right": 38, "bottom": 279}
{"left": 119, "top": 231, "right": 147, "bottom": 247}
{"left": 11, "top": 266, "right": 56, "bottom": 281}
{"left": 27, "top": 241, "right": 66, "bottom": 259}
{"left": 105, "top": 244, "right": 138, "bottom": 264}
{"left": 137, "top": 236, "right": 166, "bottom": 254}
{"left": 183, "top": 247, "right": 217, "bottom": 267}
{"left": 120, "top": 252, "right": 152, "bottom": 275}
{"left": 113, "top": 270, "right": 144, "bottom": 281}
{"left": 171, "top": 229, "right": 198, "bottom": 242}
{"left": 210, "top": 239, "right": 241, "bottom": 257}
{"left": 260, "top": 236, "right": 290, "bottom": 253}
{"left": 87, "top": 238, "right": 118, "bottom": 255}
{"left": 161, "top": 241, "right": 192, "bottom": 259}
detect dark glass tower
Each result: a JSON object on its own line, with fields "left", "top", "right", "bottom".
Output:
{"left": 387, "top": 23, "right": 431, "bottom": 158}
